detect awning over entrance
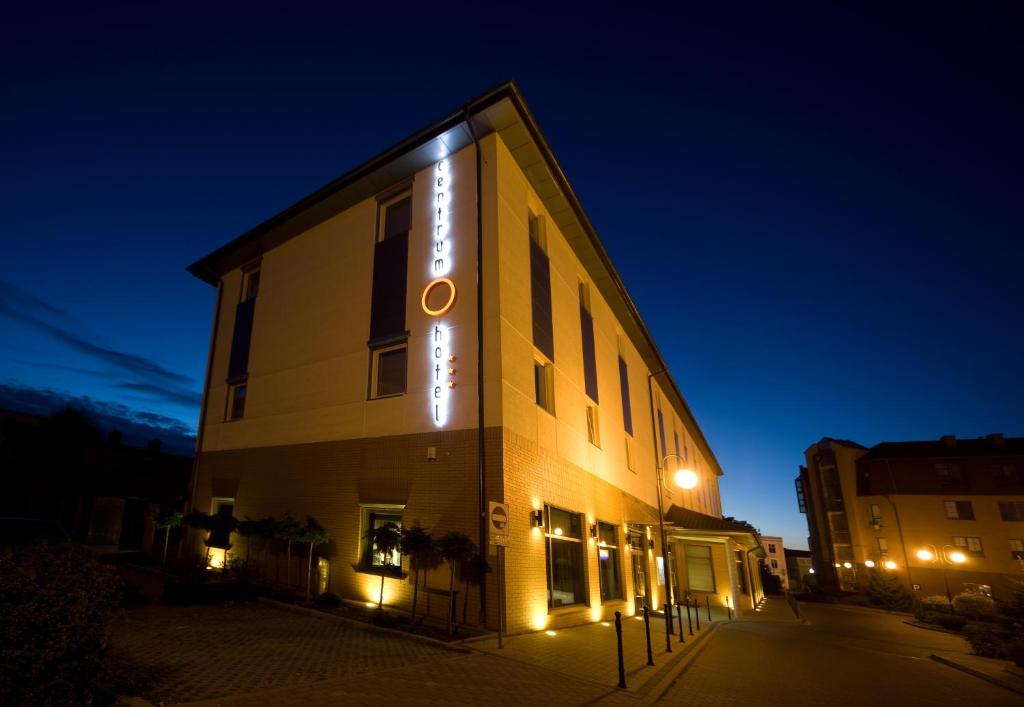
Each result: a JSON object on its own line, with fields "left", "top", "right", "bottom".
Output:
{"left": 662, "top": 505, "right": 764, "bottom": 556}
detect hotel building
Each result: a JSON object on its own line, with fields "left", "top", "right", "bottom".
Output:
{"left": 186, "top": 81, "right": 763, "bottom": 633}
{"left": 797, "top": 435, "right": 1024, "bottom": 600}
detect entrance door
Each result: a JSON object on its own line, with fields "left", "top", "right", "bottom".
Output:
{"left": 631, "top": 552, "right": 647, "bottom": 612}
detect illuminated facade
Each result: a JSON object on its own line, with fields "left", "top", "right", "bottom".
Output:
{"left": 186, "top": 82, "right": 753, "bottom": 633}
{"left": 798, "top": 435, "right": 1024, "bottom": 600}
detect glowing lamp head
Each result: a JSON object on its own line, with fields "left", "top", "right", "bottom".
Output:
{"left": 949, "top": 551, "right": 967, "bottom": 564}
{"left": 864, "top": 560, "right": 876, "bottom": 568}
{"left": 883, "top": 560, "right": 898, "bottom": 570}
{"left": 842, "top": 562, "right": 853, "bottom": 569}
{"left": 554, "top": 527, "right": 563, "bottom": 536}
{"left": 808, "top": 568, "right": 815, "bottom": 574}
{"left": 916, "top": 549, "right": 935, "bottom": 562}
{"left": 674, "top": 468, "right": 699, "bottom": 489}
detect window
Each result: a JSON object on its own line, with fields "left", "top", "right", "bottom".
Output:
{"left": 877, "top": 537, "right": 889, "bottom": 553}
{"left": 379, "top": 193, "right": 412, "bottom": 241}
{"left": 657, "top": 409, "right": 667, "bottom": 456}
{"left": 1010, "top": 539, "right": 1024, "bottom": 560}
{"left": 768, "top": 543, "right": 776, "bottom": 554}
{"left": 371, "top": 344, "right": 407, "bottom": 398}
{"left": 529, "top": 213, "right": 554, "bottom": 361}
{"left": 617, "top": 356, "right": 633, "bottom": 435}
{"left": 597, "top": 522, "right": 622, "bottom": 602}
{"left": 953, "top": 536, "right": 984, "bottom": 557}
{"left": 242, "top": 268, "right": 261, "bottom": 301}
{"left": 999, "top": 501, "right": 1024, "bottom": 521}
{"left": 361, "top": 506, "right": 403, "bottom": 571}
{"left": 534, "top": 361, "right": 555, "bottom": 415}
{"left": 586, "top": 405, "right": 601, "bottom": 447}
{"left": 545, "top": 505, "right": 586, "bottom": 608}
{"left": 211, "top": 497, "right": 235, "bottom": 516}
{"left": 935, "top": 463, "right": 964, "bottom": 484}
{"left": 869, "top": 504, "right": 881, "bottom": 523}
{"left": 945, "top": 500, "right": 975, "bottom": 520}
{"left": 673, "top": 431, "right": 681, "bottom": 460}
{"left": 771, "top": 559, "right": 779, "bottom": 569}
{"left": 579, "top": 282, "right": 598, "bottom": 403}
{"left": 685, "top": 545, "right": 715, "bottom": 592}
{"left": 227, "top": 383, "right": 247, "bottom": 420}
{"left": 735, "top": 550, "right": 748, "bottom": 594}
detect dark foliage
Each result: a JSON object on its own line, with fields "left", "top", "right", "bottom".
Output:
{"left": 315, "top": 591, "right": 342, "bottom": 607}
{"left": 866, "top": 569, "right": 912, "bottom": 611}
{"left": 0, "top": 542, "right": 122, "bottom": 706}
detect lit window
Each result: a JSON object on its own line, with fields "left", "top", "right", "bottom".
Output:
{"left": 361, "top": 505, "right": 403, "bottom": 571}
{"left": 945, "top": 500, "right": 974, "bottom": 520}
{"left": 371, "top": 344, "right": 407, "bottom": 398}
{"left": 545, "top": 505, "right": 585, "bottom": 607}
{"left": 877, "top": 537, "right": 889, "bottom": 553}
{"left": 869, "top": 504, "right": 881, "bottom": 523}
{"left": 227, "top": 383, "right": 247, "bottom": 420}
{"left": 534, "top": 361, "right": 555, "bottom": 415}
{"left": 953, "top": 536, "right": 984, "bottom": 557}
{"left": 597, "top": 522, "right": 622, "bottom": 602}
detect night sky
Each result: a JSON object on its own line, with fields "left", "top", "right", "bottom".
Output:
{"left": 2, "top": 3, "right": 1021, "bottom": 548}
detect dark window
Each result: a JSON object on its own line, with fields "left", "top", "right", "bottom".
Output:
{"left": 535, "top": 362, "right": 554, "bottom": 414}
{"left": 374, "top": 346, "right": 407, "bottom": 397}
{"left": 657, "top": 410, "right": 667, "bottom": 456}
{"left": 735, "top": 550, "right": 748, "bottom": 594}
{"left": 243, "top": 269, "right": 260, "bottom": 301}
{"left": 597, "top": 522, "right": 622, "bottom": 602}
{"left": 945, "top": 500, "right": 974, "bottom": 520}
{"left": 586, "top": 405, "right": 600, "bottom": 446}
{"left": 953, "top": 536, "right": 984, "bottom": 557}
{"left": 228, "top": 384, "right": 247, "bottom": 420}
{"left": 382, "top": 196, "right": 412, "bottom": 241}
{"left": 999, "top": 502, "right": 1024, "bottom": 521}
{"left": 545, "top": 505, "right": 585, "bottom": 607}
{"left": 618, "top": 356, "right": 633, "bottom": 435}
{"left": 530, "top": 235, "right": 554, "bottom": 361}
{"left": 227, "top": 298, "right": 256, "bottom": 382}
{"left": 579, "top": 286, "right": 598, "bottom": 403}
{"left": 368, "top": 231, "right": 408, "bottom": 342}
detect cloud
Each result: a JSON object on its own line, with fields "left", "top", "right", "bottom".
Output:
{"left": 0, "top": 382, "right": 196, "bottom": 456}
{"left": 0, "top": 281, "right": 200, "bottom": 409}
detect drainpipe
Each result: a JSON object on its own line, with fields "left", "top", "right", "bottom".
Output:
{"left": 647, "top": 370, "right": 673, "bottom": 619}
{"left": 464, "top": 106, "right": 488, "bottom": 627}
{"left": 186, "top": 269, "right": 223, "bottom": 558}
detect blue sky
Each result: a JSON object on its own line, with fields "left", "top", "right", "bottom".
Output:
{"left": 1, "top": 2, "right": 1021, "bottom": 545}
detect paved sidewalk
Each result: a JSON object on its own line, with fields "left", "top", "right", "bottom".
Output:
{"left": 931, "top": 651, "right": 1024, "bottom": 696}
{"left": 738, "top": 596, "right": 800, "bottom": 622}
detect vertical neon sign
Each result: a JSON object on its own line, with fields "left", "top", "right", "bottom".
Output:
{"left": 421, "top": 157, "right": 457, "bottom": 427}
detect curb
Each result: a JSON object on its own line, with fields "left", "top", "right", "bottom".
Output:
{"left": 636, "top": 621, "right": 722, "bottom": 706}
{"left": 903, "top": 620, "right": 962, "bottom": 636}
{"left": 258, "top": 597, "right": 476, "bottom": 654}
{"left": 930, "top": 654, "right": 1024, "bottom": 696}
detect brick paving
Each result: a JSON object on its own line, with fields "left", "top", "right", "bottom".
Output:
{"left": 107, "top": 601, "right": 451, "bottom": 704}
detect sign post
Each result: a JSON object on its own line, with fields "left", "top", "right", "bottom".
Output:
{"left": 488, "top": 501, "right": 509, "bottom": 648}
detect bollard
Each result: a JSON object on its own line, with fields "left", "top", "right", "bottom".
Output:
{"left": 643, "top": 606, "right": 654, "bottom": 666}
{"left": 676, "top": 603, "right": 685, "bottom": 644}
{"left": 686, "top": 600, "right": 693, "bottom": 636}
{"left": 615, "top": 611, "right": 627, "bottom": 689}
{"left": 726, "top": 596, "right": 733, "bottom": 621}
{"left": 706, "top": 596, "right": 712, "bottom": 622}
{"left": 694, "top": 599, "right": 701, "bottom": 631}
{"left": 663, "top": 604, "right": 673, "bottom": 653}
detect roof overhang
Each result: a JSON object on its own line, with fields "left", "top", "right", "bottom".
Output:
{"left": 186, "top": 80, "right": 724, "bottom": 478}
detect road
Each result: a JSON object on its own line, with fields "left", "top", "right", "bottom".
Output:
{"left": 659, "top": 602, "right": 1019, "bottom": 706}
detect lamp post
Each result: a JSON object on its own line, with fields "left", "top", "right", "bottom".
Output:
{"left": 915, "top": 544, "right": 967, "bottom": 601}
{"left": 654, "top": 452, "right": 697, "bottom": 630}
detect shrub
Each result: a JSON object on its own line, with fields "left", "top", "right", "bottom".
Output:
{"left": 316, "top": 591, "right": 342, "bottom": 607}
{"left": 934, "top": 613, "right": 968, "bottom": 630}
{"left": 952, "top": 592, "right": 997, "bottom": 620}
{"left": 866, "top": 569, "right": 912, "bottom": 611}
{"left": 0, "top": 542, "right": 122, "bottom": 706}
{"left": 371, "top": 609, "right": 398, "bottom": 628}
{"left": 920, "top": 595, "right": 952, "bottom": 613}
{"left": 964, "top": 624, "right": 1013, "bottom": 659}
{"left": 271, "top": 588, "right": 297, "bottom": 603}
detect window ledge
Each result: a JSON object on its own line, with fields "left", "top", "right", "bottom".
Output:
{"left": 353, "top": 565, "right": 406, "bottom": 580}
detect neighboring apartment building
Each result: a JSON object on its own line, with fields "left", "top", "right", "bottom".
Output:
{"left": 785, "top": 548, "right": 813, "bottom": 592}
{"left": 186, "top": 82, "right": 762, "bottom": 633}
{"left": 760, "top": 535, "right": 787, "bottom": 589}
{"left": 797, "top": 435, "right": 1024, "bottom": 600}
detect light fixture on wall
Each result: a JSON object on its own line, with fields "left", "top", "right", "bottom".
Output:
{"left": 531, "top": 510, "right": 544, "bottom": 528}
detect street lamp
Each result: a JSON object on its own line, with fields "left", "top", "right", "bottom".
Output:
{"left": 917, "top": 543, "right": 967, "bottom": 601}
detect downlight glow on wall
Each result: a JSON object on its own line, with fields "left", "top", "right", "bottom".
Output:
{"left": 422, "top": 157, "right": 457, "bottom": 427}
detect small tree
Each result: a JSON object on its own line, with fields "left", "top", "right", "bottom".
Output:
{"left": 237, "top": 518, "right": 258, "bottom": 567}
{"left": 867, "top": 568, "right": 911, "bottom": 611}
{"left": 437, "top": 531, "right": 476, "bottom": 635}
{"left": 300, "top": 516, "right": 331, "bottom": 599}
{"left": 153, "top": 505, "right": 183, "bottom": 565}
{"left": 461, "top": 553, "right": 491, "bottom": 625}
{"left": 182, "top": 510, "right": 212, "bottom": 565}
{"left": 366, "top": 522, "right": 402, "bottom": 609}
{"left": 205, "top": 506, "right": 238, "bottom": 569}
{"left": 276, "top": 513, "right": 303, "bottom": 588}
{"left": 401, "top": 524, "right": 438, "bottom": 623}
